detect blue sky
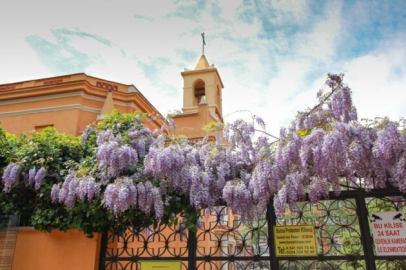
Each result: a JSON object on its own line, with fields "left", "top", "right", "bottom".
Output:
{"left": 0, "top": 0, "right": 405, "bottom": 135}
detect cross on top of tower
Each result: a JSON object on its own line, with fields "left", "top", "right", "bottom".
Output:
{"left": 201, "top": 32, "right": 206, "bottom": 55}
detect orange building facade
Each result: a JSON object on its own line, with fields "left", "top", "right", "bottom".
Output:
{"left": 0, "top": 56, "right": 232, "bottom": 270}
{"left": 0, "top": 73, "right": 163, "bottom": 135}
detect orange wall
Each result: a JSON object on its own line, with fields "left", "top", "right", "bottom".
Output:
{"left": 13, "top": 229, "right": 101, "bottom": 270}
{"left": 1, "top": 109, "right": 82, "bottom": 135}
{"left": 174, "top": 103, "right": 218, "bottom": 140}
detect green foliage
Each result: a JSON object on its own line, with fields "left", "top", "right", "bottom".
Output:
{"left": 202, "top": 121, "right": 224, "bottom": 132}
{"left": 0, "top": 112, "right": 200, "bottom": 237}
{"left": 97, "top": 110, "right": 146, "bottom": 132}
{"left": 0, "top": 127, "right": 83, "bottom": 230}
{"left": 296, "top": 129, "right": 311, "bottom": 137}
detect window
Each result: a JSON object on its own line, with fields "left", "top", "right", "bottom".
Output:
{"left": 35, "top": 124, "right": 54, "bottom": 132}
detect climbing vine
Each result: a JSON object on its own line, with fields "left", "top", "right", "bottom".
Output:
{"left": 0, "top": 74, "right": 405, "bottom": 236}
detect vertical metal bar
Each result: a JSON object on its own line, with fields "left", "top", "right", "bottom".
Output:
{"left": 356, "top": 191, "right": 376, "bottom": 270}
{"left": 99, "top": 227, "right": 109, "bottom": 270}
{"left": 188, "top": 229, "right": 197, "bottom": 270}
{"left": 268, "top": 198, "right": 279, "bottom": 270}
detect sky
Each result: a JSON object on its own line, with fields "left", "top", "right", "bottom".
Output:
{"left": 0, "top": 0, "right": 405, "bottom": 136}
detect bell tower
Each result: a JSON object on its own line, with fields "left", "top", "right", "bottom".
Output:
{"left": 173, "top": 55, "right": 224, "bottom": 140}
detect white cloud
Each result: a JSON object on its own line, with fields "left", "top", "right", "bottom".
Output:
{"left": 344, "top": 41, "right": 406, "bottom": 121}
{"left": 298, "top": 1, "right": 342, "bottom": 60}
{"left": 270, "top": 0, "right": 309, "bottom": 24}
{"left": 0, "top": 0, "right": 405, "bottom": 138}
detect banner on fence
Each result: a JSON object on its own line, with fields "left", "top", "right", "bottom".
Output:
{"left": 141, "top": 261, "right": 182, "bottom": 270}
{"left": 274, "top": 225, "right": 317, "bottom": 257}
{"left": 370, "top": 211, "right": 406, "bottom": 256}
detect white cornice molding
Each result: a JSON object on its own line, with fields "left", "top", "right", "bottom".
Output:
{"left": 0, "top": 91, "right": 139, "bottom": 110}
{"left": 0, "top": 104, "right": 101, "bottom": 117}
{"left": 0, "top": 92, "right": 80, "bottom": 105}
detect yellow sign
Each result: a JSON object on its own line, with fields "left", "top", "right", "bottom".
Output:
{"left": 274, "top": 225, "right": 317, "bottom": 257}
{"left": 141, "top": 261, "right": 182, "bottom": 270}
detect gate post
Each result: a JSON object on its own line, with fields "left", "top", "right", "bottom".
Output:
{"left": 188, "top": 229, "right": 197, "bottom": 270}
{"left": 268, "top": 198, "right": 279, "bottom": 270}
{"left": 98, "top": 227, "right": 108, "bottom": 270}
{"left": 356, "top": 191, "right": 376, "bottom": 270}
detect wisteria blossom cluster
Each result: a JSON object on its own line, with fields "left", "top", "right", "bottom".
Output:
{"left": 52, "top": 116, "right": 166, "bottom": 220}
{"left": 51, "top": 172, "right": 101, "bottom": 207}
{"left": 221, "top": 118, "right": 274, "bottom": 221}
{"left": 144, "top": 134, "right": 236, "bottom": 210}
{"left": 269, "top": 74, "right": 406, "bottom": 215}
{"left": 28, "top": 167, "right": 46, "bottom": 190}
{"left": 2, "top": 163, "right": 21, "bottom": 191}
{"left": 2, "top": 163, "right": 47, "bottom": 191}
{"left": 103, "top": 179, "right": 163, "bottom": 219}
{"left": 96, "top": 130, "right": 138, "bottom": 179}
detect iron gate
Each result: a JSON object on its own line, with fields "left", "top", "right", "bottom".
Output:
{"left": 99, "top": 188, "right": 406, "bottom": 270}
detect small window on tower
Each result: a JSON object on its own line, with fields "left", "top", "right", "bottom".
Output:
{"left": 35, "top": 124, "right": 54, "bottom": 132}
{"left": 194, "top": 80, "right": 205, "bottom": 104}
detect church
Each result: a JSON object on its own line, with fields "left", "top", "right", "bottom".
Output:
{"left": 0, "top": 55, "right": 227, "bottom": 270}
{"left": 0, "top": 55, "right": 224, "bottom": 141}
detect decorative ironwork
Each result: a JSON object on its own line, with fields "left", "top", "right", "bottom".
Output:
{"left": 276, "top": 199, "right": 362, "bottom": 257}
{"left": 100, "top": 188, "right": 406, "bottom": 270}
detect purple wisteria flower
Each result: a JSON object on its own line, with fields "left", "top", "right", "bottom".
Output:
{"left": 2, "top": 163, "right": 21, "bottom": 192}
{"left": 34, "top": 167, "right": 46, "bottom": 190}
{"left": 54, "top": 172, "right": 101, "bottom": 207}
{"left": 28, "top": 167, "right": 36, "bottom": 185}
{"left": 104, "top": 177, "right": 137, "bottom": 216}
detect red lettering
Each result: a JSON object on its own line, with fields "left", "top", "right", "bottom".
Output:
{"left": 385, "top": 230, "right": 400, "bottom": 237}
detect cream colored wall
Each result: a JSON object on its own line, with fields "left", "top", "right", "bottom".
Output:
{"left": 181, "top": 69, "right": 223, "bottom": 117}
{"left": 182, "top": 72, "right": 215, "bottom": 111}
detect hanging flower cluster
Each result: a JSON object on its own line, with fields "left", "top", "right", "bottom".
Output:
{"left": 2, "top": 163, "right": 21, "bottom": 192}
{"left": 269, "top": 74, "right": 406, "bottom": 215}
{"left": 2, "top": 163, "right": 47, "bottom": 191}
{"left": 51, "top": 172, "right": 101, "bottom": 207}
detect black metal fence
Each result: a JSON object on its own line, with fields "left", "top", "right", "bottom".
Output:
{"left": 99, "top": 188, "right": 406, "bottom": 270}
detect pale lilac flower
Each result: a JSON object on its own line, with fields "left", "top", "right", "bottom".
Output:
{"left": 274, "top": 186, "right": 287, "bottom": 217}
{"left": 28, "top": 167, "right": 36, "bottom": 185}
{"left": 309, "top": 177, "right": 329, "bottom": 203}
{"left": 51, "top": 184, "right": 60, "bottom": 203}
{"left": 81, "top": 127, "right": 94, "bottom": 143}
{"left": 152, "top": 187, "right": 163, "bottom": 219}
{"left": 2, "top": 164, "right": 21, "bottom": 191}
{"left": 138, "top": 181, "right": 154, "bottom": 216}
{"left": 97, "top": 130, "right": 114, "bottom": 146}
{"left": 34, "top": 167, "right": 46, "bottom": 190}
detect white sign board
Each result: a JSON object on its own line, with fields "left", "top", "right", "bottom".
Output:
{"left": 370, "top": 212, "right": 406, "bottom": 256}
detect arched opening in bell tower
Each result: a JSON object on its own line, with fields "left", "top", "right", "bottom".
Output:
{"left": 194, "top": 79, "right": 206, "bottom": 105}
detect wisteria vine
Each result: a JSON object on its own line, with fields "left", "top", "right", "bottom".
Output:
{"left": 1, "top": 74, "right": 405, "bottom": 232}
